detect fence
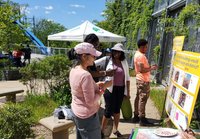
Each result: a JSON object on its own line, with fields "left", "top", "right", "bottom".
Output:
{"left": 31, "top": 45, "right": 70, "bottom": 56}
{"left": 30, "top": 45, "right": 135, "bottom": 68}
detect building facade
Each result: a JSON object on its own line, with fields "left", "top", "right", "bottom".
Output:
{"left": 148, "top": 0, "right": 200, "bottom": 84}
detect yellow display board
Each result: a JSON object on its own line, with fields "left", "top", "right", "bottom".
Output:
{"left": 173, "top": 36, "right": 185, "bottom": 51}
{"left": 165, "top": 51, "right": 200, "bottom": 130}
{"left": 167, "top": 36, "right": 185, "bottom": 85}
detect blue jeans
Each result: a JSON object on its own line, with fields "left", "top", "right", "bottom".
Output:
{"left": 72, "top": 112, "right": 101, "bottom": 139}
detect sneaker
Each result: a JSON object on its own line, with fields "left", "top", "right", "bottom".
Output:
{"left": 113, "top": 130, "right": 123, "bottom": 137}
{"left": 139, "top": 117, "right": 153, "bottom": 126}
{"left": 132, "top": 116, "right": 140, "bottom": 123}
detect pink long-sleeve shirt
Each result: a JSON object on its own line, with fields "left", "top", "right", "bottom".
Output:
{"left": 69, "top": 67, "right": 101, "bottom": 119}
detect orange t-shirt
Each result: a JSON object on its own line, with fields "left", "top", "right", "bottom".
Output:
{"left": 134, "top": 50, "right": 150, "bottom": 82}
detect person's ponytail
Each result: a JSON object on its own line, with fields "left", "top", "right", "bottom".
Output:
{"left": 67, "top": 48, "right": 77, "bottom": 60}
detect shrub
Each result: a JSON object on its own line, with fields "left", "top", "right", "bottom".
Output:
{"left": 19, "top": 55, "right": 72, "bottom": 105}
{"left": 190, "top": 100, "right": 200, "bottom": 129}
{"left": 51, "top": 84, "right": 72, "bottom": 105}
{"left": 0, "top": 104, "right": 34, "bottom": 139}
{"left": 20, "top": 94, "right": 58, "bottom": 123}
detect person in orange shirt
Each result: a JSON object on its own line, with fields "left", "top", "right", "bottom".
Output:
{"left": 133, "top": 39, "right": 158, "bottom": 126}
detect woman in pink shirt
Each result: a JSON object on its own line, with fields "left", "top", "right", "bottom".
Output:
{"left": 68, "top": 42, "right": 111, "bottom": 139}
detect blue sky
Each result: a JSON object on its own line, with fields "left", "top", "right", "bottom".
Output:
{"left": 12, "top": 0, "right": 106, "bottom": 29}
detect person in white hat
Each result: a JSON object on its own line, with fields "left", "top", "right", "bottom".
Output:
{"left": 67, "top": 42, "right": 112, "bottom": 139}
{"left": 101, "top": 43, "right": 130, "bottom": 138}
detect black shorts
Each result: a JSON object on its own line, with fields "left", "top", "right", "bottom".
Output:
{"left": 103, "top": 86, "right": 125, "bottom": 118}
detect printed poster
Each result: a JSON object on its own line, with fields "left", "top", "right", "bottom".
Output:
{"left": 165, "top": 51, "right": 200, "bottom": 130}
{"left": 167, "top": 36, "right": 185, "bottom": 85}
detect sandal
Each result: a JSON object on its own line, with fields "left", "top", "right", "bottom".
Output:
{"left": 113, "top": 130, "right": 123, "bottom": 137}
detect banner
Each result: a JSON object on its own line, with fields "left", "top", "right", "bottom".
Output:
{"left": 173, "top": 36, "right": 185, "bottom": 51}
{"left": 167, "top": 36, "right": 185, "bottom": 85}
{"left": 165, "top": 51, "right": 200, "bottom": 130}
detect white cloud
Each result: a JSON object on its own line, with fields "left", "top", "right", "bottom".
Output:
{"left": 44, "top": 6, "right": 53, "bottom": 14}
{"left": 45, "top": 11, "right": 50, "bottom": 14}
{"left": 70, "top": 4, "right": 85, "bottom": 8}
{"left": 47, "top": 19, "right": 54, "bottom": 22}
{"left": 67, "top": 11, "right": 76, "bottom": 15}
{"left": 44, "top": 6, "right": 53, "bottom": 10}
{"left": 34, "top": 6, "right": 40, "bottom": 10}
{"left": 101, "top": 12, "right": 105, "bottom": 16}
{"left": 25, "top": 8, "right": 31, "bottom": 14}
{"left": 20, "top": 6, "right": 31, "bottom": 15}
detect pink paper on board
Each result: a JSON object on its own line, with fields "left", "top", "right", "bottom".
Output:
{"left": 176, "top": 112, "right": 179, "bottom": 120}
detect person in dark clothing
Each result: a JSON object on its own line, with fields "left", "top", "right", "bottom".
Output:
{"left": 84, "top": 33, "right": 115, "bottom": 82}
{"left": 12, "top": 49, "right": 24, "bottom": 67}
{"left": 22, "top": 44, "right": 31, "bottom": 64}
{"left": 84, "top": 34, "right": 101, "bottom": 82}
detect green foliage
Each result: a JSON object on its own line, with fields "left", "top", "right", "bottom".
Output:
{"left": 175, "top": 4, "right": 200, "bottom": 36}
{"left": 0, "top": 103, "right": 34, "bottom": 139}
{"left": 0, "top": 1, "right": 28, "bottom": 52}
{"left": 190, "top": 120, "right": 200, "bottom": 129}
{"left": 102, "top": 0, "right": 155, "bottom": 49}
{"left": 100, "top": 1, "right": 200, "bottom": 51}
{"left": 161, "top": 4, "right": 200, "bottom": 38}
{"left": 0, "top": 94, "right": 58, "bottom": 138}
{"left": 19, "top": 55, "right": 72, "bottom": 105}
{"left": 51, "top": 84, "right": 71, "bottom": 106}
{"left": 0, "top": 58, "right": 12, "bottom": 69}
{"left": 153, "top": 45, "right": 160, "bottom": 63}
{"left": 150, "top": 88, "right": 166, "bottom": 115}
{"left": 129, "top": 69, "right": 135, "bottom": 77}
{"left": 20, "top": 94, "right": 58, "bottom": 123}
{"left": 33, "top": 19, "right": 71, "bottom": 48}
{"left": 190, "top": 100, "right": 200, "bottom": 129}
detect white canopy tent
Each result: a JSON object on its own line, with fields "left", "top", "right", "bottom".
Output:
{"left": 48, "top": 20, "right": 126, "bottom": 42}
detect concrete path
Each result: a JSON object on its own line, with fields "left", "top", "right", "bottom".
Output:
{"left": 0, "top": 80, "right": 27, "bottom": 103}
{"left": 0, "top": 77, "right": 161, "bottom": 138}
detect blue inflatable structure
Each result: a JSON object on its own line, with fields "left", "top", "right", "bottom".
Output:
{"left": 14, "top": 20, "right": 48, "bottom": 55}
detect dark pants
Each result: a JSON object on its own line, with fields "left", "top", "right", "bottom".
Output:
{"left": 134, "top": 79, "right": 150, "bottom": 117}
{"left": 14, "top": 57, "right": 22, "bottom": 67}
{"left": 103, "top": 86, "right": 125, "bottom": 118}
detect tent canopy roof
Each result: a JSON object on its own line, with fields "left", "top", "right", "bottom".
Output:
{"left": 48, "top": 20, "right": 126, "bottom": 42}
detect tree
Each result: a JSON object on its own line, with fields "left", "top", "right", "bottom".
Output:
{"left": 33, "top": 19, "right": 70, "bottom": 48}
{"left": 0, "top": 0, "right": 27, "bottom": 52}
{"left": 102, "top": 0, "right": 123, "bottom": 34}
{"left": 101, "top": 0, "right": 155, "bottom": 49}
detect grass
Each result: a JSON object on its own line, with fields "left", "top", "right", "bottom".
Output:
{"left": 150, "top": 82, "right": 160, "bottom": 87}
{"left": 150, "top": 88, "right": 167, "bottom": 116}
{"left": 129, "top": 69, "right": 136, "bottom": 77}
{"left": 19, "top": 93, "right": 59, "bottom": 123}
{"left": 150, "top": 88, "right": 200, "bottom": 132}
{"left": 0, "top": 94, "right": 58, "bottom": 138}
{"left": 150, "top": 88, "right": 169, "bottom": 127}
